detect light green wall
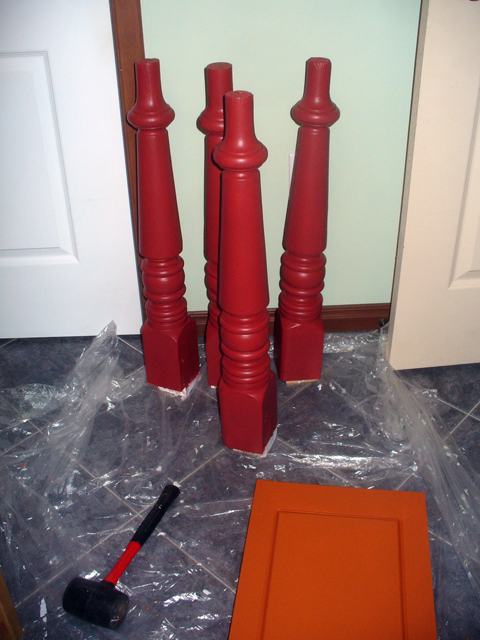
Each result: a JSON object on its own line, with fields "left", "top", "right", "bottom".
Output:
{"left": 140, "top": 0, "right": 421, "bottom": 311}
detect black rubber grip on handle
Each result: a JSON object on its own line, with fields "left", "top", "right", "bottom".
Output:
{"left": 131, "top": 484, "right": 180, "bottom": 546}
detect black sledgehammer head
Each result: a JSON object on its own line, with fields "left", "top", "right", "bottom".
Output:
{"left": 62, "top": 577, "right": 129, "bottom": 629}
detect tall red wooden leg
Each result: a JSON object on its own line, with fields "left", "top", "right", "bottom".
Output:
{"left": 214, "top": 91, "right": 277, "bottom": 454}
{"left": 274, "top": 58, "right": 340, "bottom": 382}
{"left": 127, "top": 59, "right": 199, "bottom": 392}
{"left": 197, "top": 63, "right": 233, "bottom": 387}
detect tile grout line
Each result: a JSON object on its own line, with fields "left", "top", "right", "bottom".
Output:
{"left": 177, "top": 448, "right": 226, "bottom": 485}
{"left": 0, "top": 390, "right": 49, "bottom": 426}
{"left": 276, "top": 436, "right": 302, "bottom": 454}
{"left": 416, "top": 388, "right": 476, "bottom": 421}
{"left": 277, "top": 435, "right": 417, "bottom": 489}
{"left": 77, "top": 462, "right": 146, "bottom": 518}
{"left": 277, "top": 382, "right": 311, "bottom": 410}
{"left": 81, "top": 443, "right": 227, "bottom": 521}
{"left": 161, "top": 533, "right": 236, "bottom": 594}
{"left": 438, "top": 398, "right": 473, "bottom": 418}
{"left": 428, "top": 528, "right": 453, "bottom": 547}
{"left": 0, "top": 427, "right": 43, "bottom": 459}
{"left": 275, "top": 436, "right": 347, "bottom": 485}
{"left": 400, "top": 378, "right": 476, "bottom": 418}
{"left": 393, "top": 472, "right": 415, "bottom": 492}
{"left": 445, "top": 402, "right": 480, "bottom": 439}
{"left": 17, "top": 562, "right": 79, "bottom": 608}
{"left": 118, "top": 335, "right": 143, "bottom": 355}
{"left": 0, "top": 338, "right": 17, "bottom": 350}
{"left": 465, "top": 398, "right": 480, "bottom": 420}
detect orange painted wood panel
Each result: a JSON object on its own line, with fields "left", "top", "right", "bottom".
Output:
{"left": 229, "top": 480, "right": 437, "bottom": 639}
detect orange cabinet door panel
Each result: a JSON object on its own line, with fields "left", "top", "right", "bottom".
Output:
{"left": 229, "top": 480, "right": 437, "bottom": 639}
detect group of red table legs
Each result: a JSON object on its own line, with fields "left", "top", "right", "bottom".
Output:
{"left": 127, "top": 57, "right": 339, "bottom": 454}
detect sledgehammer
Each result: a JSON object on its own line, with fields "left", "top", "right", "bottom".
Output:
{"left": 63, "top": 484, "right": 180, "bottom": 629}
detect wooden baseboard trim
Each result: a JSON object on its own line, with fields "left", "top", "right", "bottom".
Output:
{"left": 321, "top": 303, "right": 391, "bottom": 332}
{"left": 189, "top": 303, "right": 390, "bottom": 338}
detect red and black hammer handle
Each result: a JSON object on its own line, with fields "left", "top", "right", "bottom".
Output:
{"left": 104, "top": 484, "right": 180, "bottom": 586}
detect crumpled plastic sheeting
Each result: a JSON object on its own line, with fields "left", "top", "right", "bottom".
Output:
{"left": 0, "top": 322, "right": 144, "bottom": 497}
{"left": 324, "top": 328, "right": 480, "bottom": 603}
{"left": 1, "top": 324, "right": 480, "bottom": 638}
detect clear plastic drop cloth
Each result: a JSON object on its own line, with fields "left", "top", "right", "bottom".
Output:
{"left": 0, "top": 323, "right": 480, "bottom": 638}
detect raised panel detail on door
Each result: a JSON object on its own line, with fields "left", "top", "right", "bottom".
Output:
{"left": 0, "top": 0, "right": 142, "bottom": 337}
{"left": 0, "top": 52, "right": 76, "bottom": 265}
{"left": 450, "top": 96, "right": 480, "bottom": 285}
{"left": 229, "top": 480, "right": 437, "bottom": 640}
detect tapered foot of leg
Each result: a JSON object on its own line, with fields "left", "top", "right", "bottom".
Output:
{"left": 218, "top": 371, "right": 277, "bottom": 454}
{"left": 274, "top": 310, "right": 324, "bottom": 382}
{"left": 142, "top": 317, "right": 199, "bottom": 392}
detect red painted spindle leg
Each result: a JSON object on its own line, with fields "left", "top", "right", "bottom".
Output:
{"left": 197, "top": 63, "right": 233, "bottom": 387}
{"left": 127, "top": 59, "right": 199, "bottom": 392}
{"left": 274, "top": 58, "right": 340, "bottom": 382}
{"left": 214, "top": 91, "right": 277, "bottom": 454}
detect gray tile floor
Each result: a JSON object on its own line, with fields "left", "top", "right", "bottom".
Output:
{"left": 0, "top": 330, "right": 480, "bottom": 639}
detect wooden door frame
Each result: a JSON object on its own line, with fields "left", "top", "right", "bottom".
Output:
{"left": 110, "top": 0, "right": 145, "bottom": 316}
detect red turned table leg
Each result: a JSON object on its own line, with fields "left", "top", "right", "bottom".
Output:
{"left": 197, "top": 63, "right": 233, "bottom": 387}
{"left": 274, "top": 58, "right": 340, "bottom": 383}
{"left": 214, "top": 91, "right": 277, "bottom": 454}
{"left": 127, "top": 59, "right": 199, "bottom": 393}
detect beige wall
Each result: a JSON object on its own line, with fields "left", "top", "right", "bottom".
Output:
{"left": 140, "top": 0, "right": 421, "bottom": 311}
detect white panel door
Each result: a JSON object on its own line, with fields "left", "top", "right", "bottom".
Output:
{"left": 388, "top": 0, "right": 480, "bottom": 370}
{"left": 0, "top": 0, "right": 142, "bottom": 337}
